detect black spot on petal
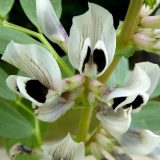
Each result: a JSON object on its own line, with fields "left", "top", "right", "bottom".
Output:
{"left": 16, "top": 85, "right": 20, "bottom": 92}
{"left": 82, "top": 46, "right": 91, "bottom": 72}
{"left": 26, "top": 80, "right": 48, "bottom": 103}
{"left": 93, "top": 49, "right": 106, "bottom": 73}
{"left": 124, "top": 95, "right": 144, "bottom": 110}
{"left": 112, "top": 97, "right": 127, "bottom": 110}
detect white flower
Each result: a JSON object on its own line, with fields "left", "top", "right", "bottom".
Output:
{"left": 97, "top": 62, "right": 160, "bottom": 136}
{"left": 118, "top": 129, "right": 160, "bottom": 156}
{"left": 103, "top": 62, "right": 160, "bottom": 112}
{"left": 1, "top": 41, "right": 84, "bottom": 122}
{"left": 36, "top": 0, "right": 116, "bottom": 77}
{"left": 42, "top": 134, "right": 85, "bottom": 160}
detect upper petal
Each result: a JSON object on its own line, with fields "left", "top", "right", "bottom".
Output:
{"left": 36, "top": 0, "right": 68, "bottom": 51}
{"left": 42, "top": 134, "right": 85, "bottom": 160}
{"left": 1, "top": 41, "right": 62, "bottom": 93}
{"left": 136, "top": 62, "right": 160, "bottom": 96}
{"left": 68, "top": 3, "right": 116, "bottom": 77}
{"left": 105, "top": 64, "right": 151, "bottom": 101}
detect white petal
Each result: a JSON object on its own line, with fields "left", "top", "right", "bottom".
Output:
{"left": 105, "top": 65, "right": 151, "bottom": 101}
{"left": 6, "top": 75, "right": 22, "bottom": 95}
{"left": 36, "top": 0, "right": 68, "bottom": 49}
{"left": 136, "top": 62, "right": 160, "bottom": 96}
{"left": 16, "top": 76, "right": 56, "bottom": 106}
{"left": 35, "top": 95, "right": 74, "bottom": 122}
{"left": 2, "top": 41, "right": 62, "bottom": 93}
{"left": 97, "top": 107, "right": 132, "bottom": 137}
{"left": 118, "top": 129, "right": 160, "bottom": 155}
{"left": 42, "top": 134, "right": 85, "bottom": 160}
{"left": 68, "top": 3, "right": 116, "bottom": 75}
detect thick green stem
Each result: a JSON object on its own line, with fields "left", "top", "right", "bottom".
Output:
{"left": 76, "top": 79, "right": 94, "bottom": 142}
{"left": 98, "top": 0, "right": 144, "bottom": 83}
{"left": 76, "top": 106, "right": 94, "bottom": 142}
{"left": 2, "top": 21, "right": 73, "bottom": 77}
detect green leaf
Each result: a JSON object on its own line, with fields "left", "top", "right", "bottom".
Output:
{"left": 0, "top": 26, "right": 40, "bottom": 54}
{"left": 0, "top": 68, "right": 16, "bottom": 100}
{"left": 107, "top": 57, "right": 131, "bottom": 87}
{"left": 0, "top": 0, "right": 15, "bottom": 17}
{"left": 131, "top": 101, "right": 160, "bottom": 131}
{"left": 144, "top": 0, "right": 157, "bottom": 9}
{"left": 0, "top": 99, "right": 34, "bottom": 138}
{"left": 20, "top": 0, "right": 62, "bottom": 28}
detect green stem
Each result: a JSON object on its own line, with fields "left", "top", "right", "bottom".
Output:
{"left": 98, "top": 0, "right": 144, "bottom": 83}
{"left": 34, "top": 117, "right": 42, "bottom": 146}
{"left": 76, "top": 79, "right": 94, "bottom": 142}
{"left": 2, "top": 21, "right": 73, "bottom": 77}
{"left": 16, "top": 100, "right": 42, "bottom": 146}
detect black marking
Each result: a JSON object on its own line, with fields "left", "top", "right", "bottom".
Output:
{"left": 26, "top": 80, "right": 48, "bottom": 103}
{"left": 93, "top": 49, "right": 106, "bottom": 73}
{"left": 112, "top": 97, "right": 127, "bottom": 110}
{"left": 123, "top": 95, "right": 144, "bottom": 110}
{"left": 82, "top": 46, "right": 91, "bottom": 72}
{"left": 16, "top": 85, "right": 20, "bottom": 92}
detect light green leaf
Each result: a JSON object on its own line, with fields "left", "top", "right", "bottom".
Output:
{"left": 0, "top": 68, "right": 16, "bottom": 100}
{"left": 0, "top": 99, "right": 34, "bottom": 138}
{"left": 107, "top": 57, "right": 131, "bottom": 87}
{"left": 0, "top": 26, "right": 40, "bottom": 54}
{"left": 20, "top": 0, "right": 62, "bottom": 28}
{"left": 131, "top": 101, "right": 160, "bottom": 131}
{"left": 0, "top": 0, "right": 15, "bottom": 17}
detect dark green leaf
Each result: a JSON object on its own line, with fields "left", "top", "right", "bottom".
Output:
{"left": 131, "top": 101, "right": 160, "bottom": 131}
{"left": 0, "top": 99, "right": 34, "bottom": 138}
{"left": 144, "top": 0, "right": 157, "bottom": 9}
{"left": 107, "top": 57, "right": 131, "bottom": 87}
{"left": 0, "top": 26, "right": 40, "bottom": 54}
{"left": 20, "top": 0, "right": 62, "bottom": 28}
{"left": 0, "top": 68, "right": 16, "bottom": 100}
{"left": 0, "top": 0, "right": 15, "bottom": 17}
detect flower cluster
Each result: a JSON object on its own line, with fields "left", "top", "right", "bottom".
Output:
{"left": 2, "top": 0, "right": 160, "bottom": 159}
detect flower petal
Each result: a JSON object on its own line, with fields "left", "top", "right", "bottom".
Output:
{"left": 36, "top": 0, "right": 68, "bottom": 50}
{"left": 42, "top": 133, "right": 85, "bottom": 160}
{"left": 35, "top": 95, "right": 74, "bottom": 122}
{"left": 68, "top": 3, "right": 116, "bottom": 76}
{"left": 9, "top": 76, "right": 56, "bottom": 106}
{"left": 2, "top": 41, "right": 62, "bottom": 93}
{"left": 105, "top": 64, "right": 151, "bottom": 100}
{"left": 103, "top": 63, "right": 151, "bottom": 111}
{"left": 118, "top": 129, "right": 160, "bottom": 155}
{"left": 97, "top": 107, "right": 132, "bottom": 137}
{"left": 136, "top": 62, "right": 160, "bottom": 96}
